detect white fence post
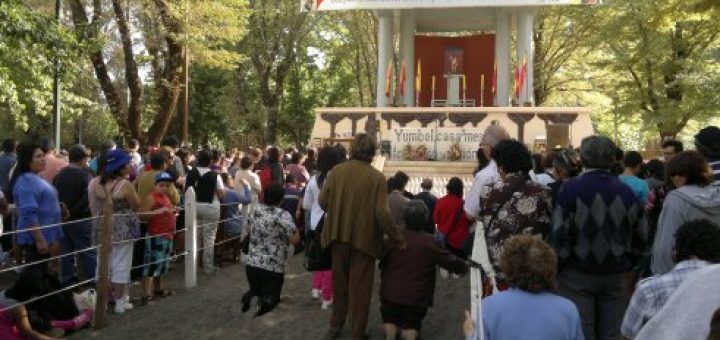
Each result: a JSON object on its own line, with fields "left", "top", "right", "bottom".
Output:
{"left": 184, "top": 187, "right": 197, "bottom": 289}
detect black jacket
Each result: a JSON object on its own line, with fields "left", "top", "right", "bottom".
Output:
{"left": 415, "top": 191, "right": 438, "bottom": 234}
{"left": 53, "top": 165, "right": 92, "bottom": 220}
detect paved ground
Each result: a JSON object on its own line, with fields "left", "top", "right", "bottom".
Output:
{"left": 72, "top": 254, "right": 469, "bottom": 340}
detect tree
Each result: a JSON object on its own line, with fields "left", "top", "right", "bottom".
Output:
{"left": 67, "top": 0, "right": 246, "bottom": 145}
{"left": 239, "top": 0, "right": 309, "bottom": 145}
{"left": 0, "top": 0, "right": 89, "bottom": 139}
{"left": 533, "top": 6, "right": 602, "bottom": 106}
{"left": 593, "top": 0, "right": 720, "bottom": 139}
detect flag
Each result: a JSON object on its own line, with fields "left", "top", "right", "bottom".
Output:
{"left": 415, "top": 59, "right": 422, "bottom": 106}
{"left": 514, "top": 66, "right": 520, "bottom": 99}
{"left": 491, "top": 60, "right": 497, "bottom": 97}
{"left": 385, "top": 61, "right": 393, "bottom": 98}
{"left": 399, "top": 61, "right": 407, "bottom": 97}
{"left": 518, "top": 54, "right": 528, "bottom": 99}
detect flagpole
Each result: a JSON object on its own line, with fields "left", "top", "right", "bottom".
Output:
{"left": 462, "top": 74, "right": 467, "bottom": 107}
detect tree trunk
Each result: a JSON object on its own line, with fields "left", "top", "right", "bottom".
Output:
{"left": 69, "top": 0, "right": 130, "bottom": 136}
{"left": 145, "top": 0, "right": 184, "bottom": 146}
{"left": 111, "top": 0, "right": 144, "bottom": 140}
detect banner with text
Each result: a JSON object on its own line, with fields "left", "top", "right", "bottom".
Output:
{"left": 301, "top": 0, "right": 593, "bottom": 11}
{"left": 389, "top": 127, "right": 484, "bottom": 161}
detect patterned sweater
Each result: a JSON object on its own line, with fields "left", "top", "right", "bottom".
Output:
{"left": 551, "top": 170, "right": 648, "bottom": 274}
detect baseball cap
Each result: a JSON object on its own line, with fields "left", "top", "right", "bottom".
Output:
{"left": 155, "top": 171, "right": 174, "bottom": 184}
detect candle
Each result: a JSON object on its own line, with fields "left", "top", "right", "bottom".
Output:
{"left": 432, "top": 76, "right": 436, "bottom": 91}
{"left": 480, "top": 74, "right": 485, "bottom": 107}
{"left": 462, "top": 75, "right": 467, "bottom": 91}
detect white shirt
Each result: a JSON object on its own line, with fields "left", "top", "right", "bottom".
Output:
{"left": 129, "top": 151, "right": 142, "bottom": 168}
{"left": 533, "top": 172, "right": 556, "bottom": 187}
{"left": 235, "top": 169, "right": 261, "bottom": 231}
{"left": 464, "top": 159, "right": 500, "bottom": 218}
{"left": 302, "top": 176, "right": 325, "bottom": 231}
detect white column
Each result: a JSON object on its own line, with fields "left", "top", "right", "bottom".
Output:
{"left": 400, "top": 10, "right": 416, "bottom": 107}
{"left": 516, "top": 8, "right": 534, "bottom": 105}
{"left": 495, "top": 8, "right": 511, "bottom": 107}
{"left": 376, "top": 10, "right": 394, "bottom": 107}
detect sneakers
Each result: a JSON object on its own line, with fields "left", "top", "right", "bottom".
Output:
{"left": 321, "top": 299, "right": 333, "bottom": 310}
{"left": 113, "top": 298, "right": 133, "bottom": 314}
{"left": 311, "top": 288, "right": 321, "bottom": 299}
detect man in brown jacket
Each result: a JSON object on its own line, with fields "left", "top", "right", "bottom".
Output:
{"left": 320, "top": 133, "right": 406, "bottom": 340}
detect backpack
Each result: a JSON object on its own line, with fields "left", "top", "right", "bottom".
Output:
{"left": 258, "top": 166, "right": 273, "bottom": 192}
{"left": 185, "top": 168, "right": 218, "bottom": 203}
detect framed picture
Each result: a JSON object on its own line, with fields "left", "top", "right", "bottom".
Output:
{"left": 444, "top": 47, "right": 464, "bottom": 75}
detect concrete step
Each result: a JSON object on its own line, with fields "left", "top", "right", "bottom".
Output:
{"left": 384, "top": 161, "right": 476, "bottom": 168}
{"left": 379, "top": 160, "right": 476, "bottom": 196}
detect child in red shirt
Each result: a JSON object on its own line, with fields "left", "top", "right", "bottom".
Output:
{"left": 139, "top": 172, "right": 177, "bottom": 305}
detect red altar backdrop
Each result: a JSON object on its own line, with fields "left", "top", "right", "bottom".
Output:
{"left": 415, "top": 34, "right": 495, "bottom": 107}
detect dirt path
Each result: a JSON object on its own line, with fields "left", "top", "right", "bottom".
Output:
{"left": 72, "top": 254, "right": 469, "bottom": 340}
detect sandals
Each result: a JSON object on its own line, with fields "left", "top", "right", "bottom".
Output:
{"left": 154, "top": 289, "right": 176, "bottom": 298}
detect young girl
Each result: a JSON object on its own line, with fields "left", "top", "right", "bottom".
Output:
{"left": 302, "top": 146, "right": 345, "bottom": 309}
{"left": 0, "top": 268, "right": 93, "bottom": 339}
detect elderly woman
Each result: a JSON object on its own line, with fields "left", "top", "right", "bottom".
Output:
{"left": 478, "top": 140, "right": 552, "bottom": 290}
{"left": 381, "top": 200, "right": 467, "bottom": 340}
{"left": 7, "top": 142, "right": 63, "bottom": 271}
{"left": 88, "top": 149, "right": 141, "bottom": 314}
{"left": 651, "top": 151, "right": 720, "bottom": 275}
{"left": 463, "top": 235, "right": 583, "bottom": 340}
{"left": 242, "top": 183, "right": 300, "bottom": 317}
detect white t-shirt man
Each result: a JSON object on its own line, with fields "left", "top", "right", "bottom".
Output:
{"left": 464, "top": 159, "right": 500, "bottom": 218}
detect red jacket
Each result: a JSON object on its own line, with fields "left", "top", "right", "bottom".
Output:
{"left": 433, "top": 193, "right": 470, "bottom": 249}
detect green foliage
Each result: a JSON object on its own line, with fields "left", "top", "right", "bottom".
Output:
{"left": 164, "top": 0, "right": 248, "bottom": 68}
{"left": 0, "top": 0, "right": 90, "bottom": 138}
{"left": 4, "top": 0, "right": 718, "bottom": 150}
{"left": 538, "top": 0, "right": 720, "bottom": 148}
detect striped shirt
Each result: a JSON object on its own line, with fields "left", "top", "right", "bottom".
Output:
{"left": 710, "top": 160, "right": 720, "bottom": 187}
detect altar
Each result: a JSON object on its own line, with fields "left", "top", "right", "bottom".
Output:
{"left": 304, "top": 0, "right": 598, "bottom": 160}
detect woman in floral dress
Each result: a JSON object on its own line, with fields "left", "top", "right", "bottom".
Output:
{"left": 479, "top": 140, "right": 552, "bottom": 290}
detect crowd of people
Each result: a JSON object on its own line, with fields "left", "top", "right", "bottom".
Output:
{"left": 0, "top": 123, "right": 717, "bottom": 339}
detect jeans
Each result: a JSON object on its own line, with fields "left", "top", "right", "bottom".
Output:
{"left": 197, "top": 204, "right": 220, "bottom": 271}
{"left": 60, "top": 220, "right": 97, "bottom": 285}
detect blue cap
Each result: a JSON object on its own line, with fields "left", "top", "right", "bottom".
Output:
{"left": 155, "top": 171, "right": 174, "bottom": 184}
{"left": 104, "top": 149, "right": 131, "bottom": 173}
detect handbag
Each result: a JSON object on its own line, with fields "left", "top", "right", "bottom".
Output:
{"left": 304, "top": 213, "right": 332, "bottom": 271}
{"left": 240, "top": 233, "right": 250, "bottom": 254}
